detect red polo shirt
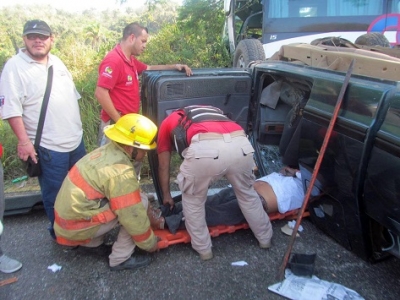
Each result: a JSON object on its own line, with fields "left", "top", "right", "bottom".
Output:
{"left": 97, "top": 44, "right": 147, "bottom": 122}
{"left": 157, "top": 110, "right": 243, "bottom": 154}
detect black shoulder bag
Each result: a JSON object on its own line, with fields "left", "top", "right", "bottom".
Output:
{"left": 26, "top": 65, "right": 53, "bottom": 177}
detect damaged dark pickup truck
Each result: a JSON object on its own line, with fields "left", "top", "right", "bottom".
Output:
{"left": 142, "top": 43, "right": 400, "bottom": 263}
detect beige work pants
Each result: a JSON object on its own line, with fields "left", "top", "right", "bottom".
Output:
{"left": 178, "top": 133, "right": 273, "bottom": 255}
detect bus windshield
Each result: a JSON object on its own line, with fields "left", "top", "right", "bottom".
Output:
{"left": 268, "top": 0, "right": 389, "bottom": 18}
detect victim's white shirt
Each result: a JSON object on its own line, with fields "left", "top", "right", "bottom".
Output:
{"left": 256, "top": 172, "right": 304, "bottom": 213}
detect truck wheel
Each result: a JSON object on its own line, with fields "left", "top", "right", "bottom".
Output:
{"left": 233, "top": 39, "right": 265, "bottom": 68}
{"left": 355, "top": 33, "right": 390, "bottom": 47}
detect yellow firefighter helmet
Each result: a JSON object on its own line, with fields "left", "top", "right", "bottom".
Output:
{"left": 104, "top": 114, "right": 157, "bottom": 150}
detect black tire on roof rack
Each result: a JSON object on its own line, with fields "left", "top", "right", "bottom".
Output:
{"left": 310, "top": 36, "right": 357, "bottom": 48}
{"left": 355, "top": 33, "right": 391, "bottom": 48}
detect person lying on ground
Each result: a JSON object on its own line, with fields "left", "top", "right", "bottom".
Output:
{"left": 147, "top": 166, "right": 304, "bottom": 234}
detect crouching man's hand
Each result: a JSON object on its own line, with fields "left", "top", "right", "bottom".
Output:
{"left": 147, "top": 237, "right": 160, "bottom": 253}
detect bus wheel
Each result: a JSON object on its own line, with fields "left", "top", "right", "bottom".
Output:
{"left": 233, "top": 39, "right": 265, "bottom": 68}
{"left": 355, "top": 33, "right": 390, "bottom": 47}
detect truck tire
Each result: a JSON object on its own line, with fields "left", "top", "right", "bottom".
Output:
{"left": 311, "top": 36, "right": 356, "bottom": 48}
{"left": 233, "top": 39, "right": 265, "bottom": 68}
{"left": 355, "top": 33, "right": 390, "bottom": 47}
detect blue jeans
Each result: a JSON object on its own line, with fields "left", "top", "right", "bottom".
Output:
{"left": 37, "top": 139, "right": 86, "bottom": 239}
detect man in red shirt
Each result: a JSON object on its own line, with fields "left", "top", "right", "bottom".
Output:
{"left": 95, "top": 22, "right": 192, "bottom": 146}
{"left": 157, "top": 106, "right": 273, "bottom": 260}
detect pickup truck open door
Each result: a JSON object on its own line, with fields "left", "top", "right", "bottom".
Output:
{"left": 141, "top": 60, "right": 400, "bottom": 263}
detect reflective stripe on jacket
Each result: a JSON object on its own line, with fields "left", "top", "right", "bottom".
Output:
{"left": 54, "top": 142, "right": 156, "bottom": 250}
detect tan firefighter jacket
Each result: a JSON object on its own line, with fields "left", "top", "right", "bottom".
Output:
{"left": 54, "top": 142, "right": 156, "bottom": 251}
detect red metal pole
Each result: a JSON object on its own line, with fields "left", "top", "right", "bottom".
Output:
{"left": 277, "top": 59, "right": 355, "bottom": 281}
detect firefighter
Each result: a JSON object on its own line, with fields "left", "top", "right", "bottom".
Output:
{"left": 54, "top": 114, "right": 159, "bottom": 271}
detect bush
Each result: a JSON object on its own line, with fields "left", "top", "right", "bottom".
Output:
{"left": 0, "top": 1, "right": 229, "bottom": 180}
{"left": 0, "top": 121, "right": 24, "bottom": 179}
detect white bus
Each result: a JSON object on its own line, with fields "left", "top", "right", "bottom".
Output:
{"left": 224, "top": 0, "right": 400, "bottom": 67}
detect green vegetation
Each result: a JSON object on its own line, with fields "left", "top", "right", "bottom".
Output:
{"left": 0, "top": 0, "right": 229, "bottom": 180}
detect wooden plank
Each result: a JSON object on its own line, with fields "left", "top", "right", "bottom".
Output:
{"left": 272, "top": 43, "right": 400, "bottom": 82}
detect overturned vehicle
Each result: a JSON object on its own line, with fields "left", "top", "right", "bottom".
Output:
{"left": 141, "top": 43, "right": 400, "bottom": 263}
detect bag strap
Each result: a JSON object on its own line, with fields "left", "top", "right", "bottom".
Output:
{"left": 34, "top": 65, "right": 53, "bottom": 150}
{"left": 179, "top": 105, "right": 230, "bottom": 130}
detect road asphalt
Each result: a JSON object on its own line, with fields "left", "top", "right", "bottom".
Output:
{"left": 1, "top": 184, "right": 400, "bottom": 300}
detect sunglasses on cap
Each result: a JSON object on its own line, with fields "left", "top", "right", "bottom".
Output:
{"left": 26, "top": 34, "right": 50, "bottom": 41}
